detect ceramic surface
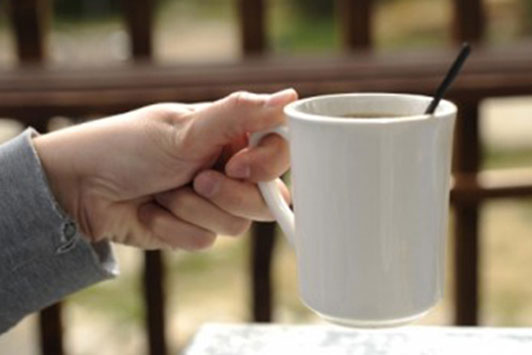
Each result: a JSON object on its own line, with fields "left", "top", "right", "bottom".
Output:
{"left": 250, "top": 93, "right": 457, "bottom": 327}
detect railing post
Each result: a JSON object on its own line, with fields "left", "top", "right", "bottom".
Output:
{"left": 337, "top": 0, "right": 374, "bottom": 50}
{"left": 7, "top": 0, "right": 50, "bottom": 63}
{"left": 9, "top": 1, "right": 64, "bottom": 351}
{"left": 452, "top": 0, "right": 485, "bottom": 43}
{"left": 238, "top": 0, "right": 276, "bottom": 322}
{"left": 453, "top": 101, "right": 481, "bottom": 325}
{"left": 121, "top": 1, "right": 167, "bottom": 353}
{"left": 451, "top": 0, "right": 484, "bottom": 326}
{"left": 33, "top": 118, "right": 63, "bottom": 355}
{"left": 31, "top": 119, "right": 65, "bottom": 355}
{"left": 38, "top": 304, "right": 63, "bottom": 355}
{"left": 250, "top": 223, "right": 277, "bottom": 322}
{"left": 143, "top": 251, "right": 166, "bottom": 355}
{"left": 122, "top": 0, "right": 154, "bottom": 60}
{"left": 238, "top": 0, "right": 266, "bottom": 54}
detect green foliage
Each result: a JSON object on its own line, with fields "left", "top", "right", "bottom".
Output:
{"left": 483, "top": 147, "right": 532, "bottom": 170}
{"left": 524, "top": 0, "right": 532, "bottom": 35}
{"left": 288, "top": 0, "right": 398, "bottom": 22}
{"left": 53, "top": 0, "right": 121, "bottom": 19}
{"left": 272, "top": 16, "right": 338, "bottom": 52}
{"left": 68, "top": 272, "right": 144, "bottom": 324}
{"left": 290, "top": 0, "right": 334, "bottom": 19}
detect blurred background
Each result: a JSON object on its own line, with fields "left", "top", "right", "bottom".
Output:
{"left": 1, "top": 0, "right": 532, "bottom": 354}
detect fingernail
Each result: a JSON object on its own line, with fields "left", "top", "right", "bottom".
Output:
{"left": 266, "top": 88, "right": 297, "bottom": 108}
{"left": 227, "top": 163, "right": 250, "bottom": 179}
{"left": 195, "top": 172, "right": 221, "bottom": 198}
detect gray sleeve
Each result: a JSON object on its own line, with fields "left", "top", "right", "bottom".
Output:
{"left": 0, "top": 128, "right": 118, "bottom": 333}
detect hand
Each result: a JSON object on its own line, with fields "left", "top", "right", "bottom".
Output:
{"left": 33, "top": 89, "right": 297, "bottom": 250}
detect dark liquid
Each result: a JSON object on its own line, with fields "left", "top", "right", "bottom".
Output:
{"left": 340, "top": 112, "right": 407, "bottom": 119}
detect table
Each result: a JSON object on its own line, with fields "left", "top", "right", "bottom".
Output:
{"left": 184, "top": 324, "right": 532, "bottom": 355}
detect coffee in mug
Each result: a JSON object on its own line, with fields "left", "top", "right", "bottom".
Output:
{"left": 340, "top": 112, "right": 408, "bottom": 119}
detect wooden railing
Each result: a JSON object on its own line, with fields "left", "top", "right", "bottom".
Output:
{"left": 2, "top": 1, "right": 532, "bottom": 355}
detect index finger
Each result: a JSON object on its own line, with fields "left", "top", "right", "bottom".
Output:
{"left": 187, "top": 89, "right": 298, "bottom": 146}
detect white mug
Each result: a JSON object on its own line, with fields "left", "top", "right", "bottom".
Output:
{"left": 250, "top": 93, "right": 457, "bottom": 327}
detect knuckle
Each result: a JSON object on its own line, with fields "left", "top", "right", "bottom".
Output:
{"left": 147, "top": 103, "right": 182, "bottom": 118}
{"left": 227, "top": 219, "right": 252, "bottom": 236}
{"left": 170, "top": 188, "right": 197, "bottom": 216}
{"left": 146, "top": 214, "right": 165, "bottom": 234}
{"left": 227, "top": 91, "right": 260, "bottom": 110}
{"left": 188, "top": 231, "right": 216, "bottom": 251}
{"left": 145, "top": 233, "right": 170, "bottom": 250}
{"left": 138, "top": 205, "right": 157, "bottom": 229}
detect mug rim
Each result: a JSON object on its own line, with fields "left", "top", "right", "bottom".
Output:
{"left": 283, "top": 93, "right": 457, "bottom": 124}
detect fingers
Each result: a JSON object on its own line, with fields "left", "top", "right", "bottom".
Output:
{"left": 225, "top": 133, "right": 290, "bottom": 182}
{"left": 138, "top": 202, "right": 216, "bottom": 251}
{"left": 155, "top": 187, "right": 251, "bottom": 237}
{"left": 188, "top": 102, "right": 212, "bottom": 111}
{"left": 187, "top": 88, "right": 298, "bottom": 147}
{"left": 193, "top": 170, "right": 291, "bottom": 221}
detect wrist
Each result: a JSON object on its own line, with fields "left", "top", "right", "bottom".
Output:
{"left": 33, "top": 133, "right": 83, "bottom": 232}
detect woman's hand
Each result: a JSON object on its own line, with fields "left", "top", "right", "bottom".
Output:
{"left": 33, "top": 89, "right": 296, "bottom": 250}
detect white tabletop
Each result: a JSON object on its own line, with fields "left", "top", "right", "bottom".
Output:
{"left": 184, "top": 323, "right": 532, "bottom": 355}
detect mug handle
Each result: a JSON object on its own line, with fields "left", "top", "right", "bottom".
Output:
{"left": 249, "top": 125, "right": 296, "bottom": 245}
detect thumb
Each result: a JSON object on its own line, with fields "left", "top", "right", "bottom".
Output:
{"left": 187, "top": 89, "right": 298, "bottom": 147}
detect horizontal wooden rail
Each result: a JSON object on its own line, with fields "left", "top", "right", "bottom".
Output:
{"left": 3, "top": 46, "right": 532, "bottom": 91}
{"left": 0, "top": 47, "right": 532, "bottom": 120}
{"left": 451, "top": 169, "right": 532, "bottom": 202}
